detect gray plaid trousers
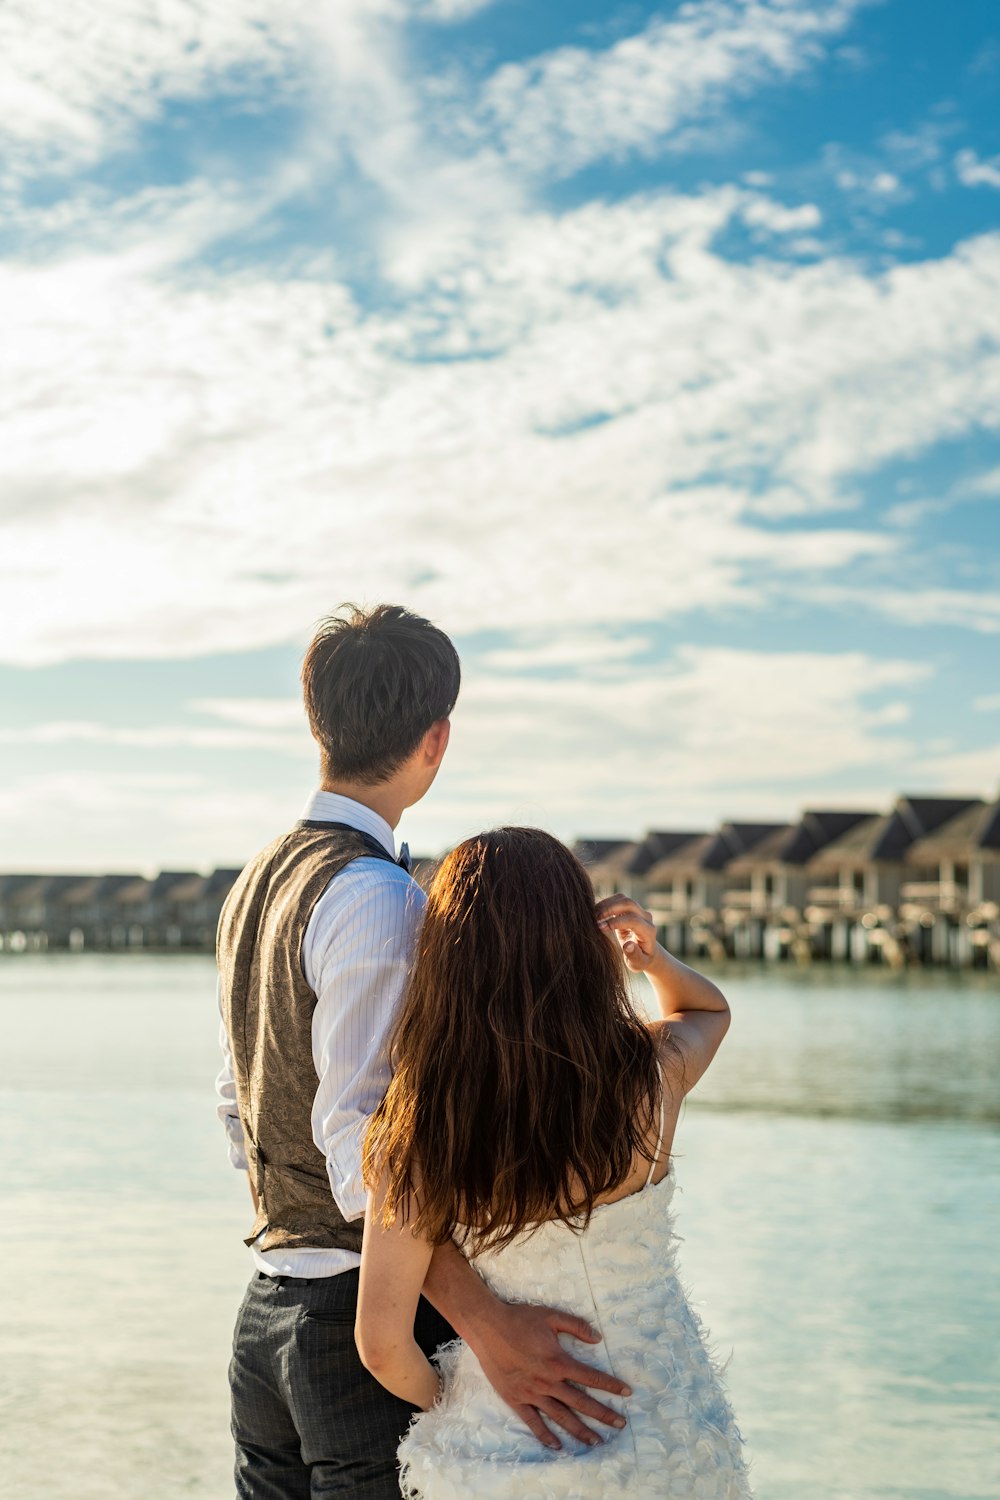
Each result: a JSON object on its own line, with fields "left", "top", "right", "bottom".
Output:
{"left": 230, "top": 1269, "right": 454, "bottom": 1499}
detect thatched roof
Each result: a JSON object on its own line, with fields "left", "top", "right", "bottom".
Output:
{"left": 727, "top": 809, "right": 875, "bottom": 873}
{"left": 906, "top": 799, "right": 1000, "bottom": 867}
{"left": 583, "top": 829, "right": 707, "bottom": 885}
{"left": 60, "top": 874, "right": 142, "bottom": 907}
{"left": 5, "top": 874, "right": 92, "bottom": 908}
{"left": 644, "top": 822, "right": 785, "bottom": 879}
{"left": 810, "top": 795, "right": 985, "bottom": 869}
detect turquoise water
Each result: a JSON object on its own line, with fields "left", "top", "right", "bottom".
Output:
{"left": 1, "top": 955, "right": 998, "bottom": 1500}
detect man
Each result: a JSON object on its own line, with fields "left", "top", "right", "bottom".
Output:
{"left": 216, "top": 603, "right": 629, "bottom": 1499}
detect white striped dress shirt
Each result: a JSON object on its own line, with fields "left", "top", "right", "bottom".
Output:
{"left": 215, "top": 790, "right": 426, "bottom": 1278}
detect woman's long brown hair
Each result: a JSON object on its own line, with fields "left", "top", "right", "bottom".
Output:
{"left": 363, "top": 827, "right": 664, "bottom": 1252}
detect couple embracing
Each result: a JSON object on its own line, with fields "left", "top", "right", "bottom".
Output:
{"left": 216, "top": 603, "right": 751, "bottom": 1499}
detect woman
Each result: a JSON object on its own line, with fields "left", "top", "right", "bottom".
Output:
{"left": 356, "top": 827, "right": 752, "bottom": 1498}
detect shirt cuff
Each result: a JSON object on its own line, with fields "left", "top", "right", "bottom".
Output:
{"left": 324, "top": 1123, "right": 369, "bottom": 1222}
{"left": 222, "top": 1112, "right": 249, "bottom": 1172}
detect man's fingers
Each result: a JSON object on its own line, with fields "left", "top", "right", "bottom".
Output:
{"left": 546, "top": 1310, "right": 600, "bottom": 1343}
{"left": 514, "top": 1404, "right": 561, "bottom": 1451}
{"left": 556, "top": 1385, "right": 628, "bottom": 1428}
{"left": 558, "top": 1357, "right": 632, "bottom": 1398}
{"left": 533, "top": 1397, "right": 603, "bottom": 1447}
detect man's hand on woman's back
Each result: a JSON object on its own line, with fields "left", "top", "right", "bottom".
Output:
{"left": 421, "top": 1238, "right": 630, "bottom": 1449}
{"left": 464, "top": 1298, "right": 631, "bottom": 1450}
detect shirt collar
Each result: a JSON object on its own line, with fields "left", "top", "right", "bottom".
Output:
{"left": 302, "top": 790, "right": 397, "bottom": 859}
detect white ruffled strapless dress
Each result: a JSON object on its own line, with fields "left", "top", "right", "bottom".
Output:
{"left": 398, "top": 1167, "right": 752, "bottom": 1498}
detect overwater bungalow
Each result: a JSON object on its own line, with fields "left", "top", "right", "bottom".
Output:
{"left": 108, "top": 869, "right": 242, "bottom": 949}
{"left": 901, "top": 798, "right": 1000, "bottom": 968}
{"left": 0, "top": 868, "right": 242, "bottom": 952}
{"left": 59, "top": 874, "right": 145, "bottom": 950}
{"left": 580, "top": 831, "right": 705, "bottom": 903}
{"left": 722, "top": 810, "right": 876, "bottom": 960}
{"left": 805, "top": 795, "right": 985, "bottom": 963}
{"left": 0, "top": 876, "right": 37, "bottom": 942}
{"left": 644, "top": 823, "right": 786, "bottom": 957}
{"left": 0, "top": 875, "right": 92, "bottom": 950}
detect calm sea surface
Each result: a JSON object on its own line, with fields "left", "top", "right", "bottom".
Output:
{"left": 1, "top": 955, "right": 998, "bottom": 1500}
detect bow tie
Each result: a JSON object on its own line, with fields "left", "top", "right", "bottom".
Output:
{"left": 397, "top": 842, "right": 412, "bottom": 873}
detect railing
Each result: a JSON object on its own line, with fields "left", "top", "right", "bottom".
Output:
{"left": 721, "top": 890, "right": 762, "bottom": 909}
{"left": 806, "top": 886, "right": 860, "bottom": 909}
{"left": 900, "top": 881, "right": 968, "bottom": 909}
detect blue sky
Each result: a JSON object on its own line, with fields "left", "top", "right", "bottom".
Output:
{"left": 0, "top": 0, "right": 998, "bottom": 872}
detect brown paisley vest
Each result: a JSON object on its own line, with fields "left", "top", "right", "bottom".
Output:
{"left": 217, "top": 820, "right": 399, "bottom": 1253}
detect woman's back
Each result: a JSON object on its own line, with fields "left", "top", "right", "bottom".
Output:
{"left": 398, "top": 1161, "right": 752, "bottom": 1500}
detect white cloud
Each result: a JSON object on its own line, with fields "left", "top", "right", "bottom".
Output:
{"left": 0, "top": 718, "right": 312, "bottom": 754}
{"left": 479, "top": 636, "right": 654, "bottom": 673}
{"left": 408, "top": 0, "right": 497, "bottom": 17}
{"left": 911, "top": 741, "right": 1000, "bottom": 795}
{"left": 0, "top": 1, "right": 309, "bottom": 172}
{"left": 0, "top": 770, "right": 297, "bottom": 871}
{"left": 973, "top": 694, "right": 1000, "bottom": 712}
{"left": 884, "top": 498, "right": 948, "bottom": 527}
{"left": 0, "top": 0, "right": 493, "bottom": 203}
{"left": 966, "top": 466, "right": 1000, "bottom": 496}
{"left": 741, "top": 196, "right": 823, "bottom": 234}
{"left": 476, "top": 0, "right": 869, "bottom": 177}
{"left": 825, "top": 587, "right": 1000, "bottom": 634}
{"left": 3, "top": 183, "right": 1000, "bottom": 665}
{"left": 956, "top": 149, "right": 1000, "bottom": 191}
{"left": 189, "top": 698, "right": 308, "bottom": 729}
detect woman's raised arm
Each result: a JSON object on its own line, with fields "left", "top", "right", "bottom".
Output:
{"left": 595, "top": 894, "right": 731, "bottom": 1094}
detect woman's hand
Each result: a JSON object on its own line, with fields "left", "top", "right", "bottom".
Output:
{"left": 597, "top": 892, "right": 731, "bottom": 1093}
{"left": 595, "top": 895, "right": 661, "bottom": 973}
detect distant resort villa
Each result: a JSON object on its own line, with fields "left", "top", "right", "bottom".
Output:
{"left": 2, "top": 790, "right": 999, "bottom": 971}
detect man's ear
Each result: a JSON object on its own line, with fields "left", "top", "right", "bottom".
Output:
{"left": 424, "top": 718, "right": 451, "bottom": 768}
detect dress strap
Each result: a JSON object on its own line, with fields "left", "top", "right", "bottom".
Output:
{"left": 643, "top": 1072, "right": 667, "bottom": 1190}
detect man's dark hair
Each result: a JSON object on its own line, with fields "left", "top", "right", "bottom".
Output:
{"left": 301, "top": 603, "right": 461, "bottom": 784}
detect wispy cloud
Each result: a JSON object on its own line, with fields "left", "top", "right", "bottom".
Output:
{"left": 810, "top": 586, "right": 1000, "bottom": 634}
{"left": 967, "top": 466, "right": 1000, "bottom": 495}
{"left": 0, "top": 770, "right": 295, "bottom": 870}
{"left": 0, "top": 1, "right": 308, "bottom": 175}
{"left": 188, "top": 698, "right": 307, "bottom": 729}
{"left": 956, "top": 148, "right": 1000, "bottom": 191}
{"left": 475, "top": 0, "right": 870, "bottom": 178}
{"left": 911, "top": 740, "right": 1000, "bottom": 795}
{"left": 4, "top": 178, "right": 1000, "bottom": 664}
{"left": 0, "top": 718, "right": 311, "bottom": 754}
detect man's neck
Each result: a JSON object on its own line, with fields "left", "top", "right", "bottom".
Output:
{"left": 318, "top": 779, "right": 405, "bottom": 830}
